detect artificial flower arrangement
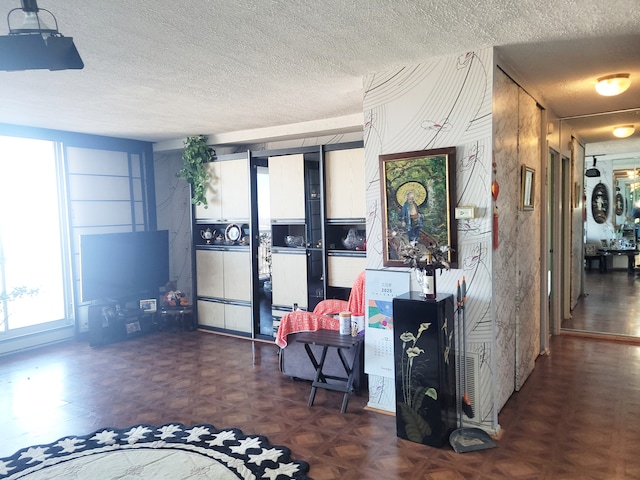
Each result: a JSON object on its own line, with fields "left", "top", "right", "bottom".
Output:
{"left": 397, "top": 238, "right": 451, "bottom": 272}
{"left": 163, "top": 281, "right": 189, "bottom": 307}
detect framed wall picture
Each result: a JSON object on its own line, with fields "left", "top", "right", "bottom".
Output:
{"left": 521, "top": 165, "right": 535, "bottom": 210}
{"left": 379, "top": 148, "right": 457, "bottom": 268}
{"left": 591, "top": 182, "right": 609, "bottom": 224}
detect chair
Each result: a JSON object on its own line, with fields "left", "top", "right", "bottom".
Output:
{"left": 276, "top": 271, "right": 365, "bottom": 384}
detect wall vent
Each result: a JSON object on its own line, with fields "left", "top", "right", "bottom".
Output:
{"left": 456, "top": 350, "right": 482, "bottom": 427}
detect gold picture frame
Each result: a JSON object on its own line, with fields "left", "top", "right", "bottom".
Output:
{"left": 521, "top": 165, "right": 535, "bottom": 210}
{"left": 379, "top": 148, "right": 457, "bottom": 268}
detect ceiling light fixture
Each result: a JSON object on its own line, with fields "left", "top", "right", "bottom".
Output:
{"left": 595, "top": 73, "right": 631, "bottom": 96}
{"left": 0, "top": 0, "right": 83, "bottom": 71}
{"left": 613, "top": 125, "right": 635, "bottom": 138}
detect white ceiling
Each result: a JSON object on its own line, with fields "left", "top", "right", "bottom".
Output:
{"left": 0, "top": 0, "right": 639, "bottom": 150}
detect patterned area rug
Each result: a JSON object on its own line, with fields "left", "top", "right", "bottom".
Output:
{"left": 0, "top": 423, "right": 312, "bottom": 479}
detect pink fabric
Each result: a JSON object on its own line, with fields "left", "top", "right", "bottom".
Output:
{"left": 275, "top": 310, "right": 340, "bottom": 348}
{"left": 313, "top": 299, "right": 349, "bottom": 316}
{"left": 346, "top": 270, "right": 366, "bottom": 316}
{"left": 275, "top": 271, "right": 366, "bottom": 348}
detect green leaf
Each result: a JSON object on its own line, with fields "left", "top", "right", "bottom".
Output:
{"left": 177, "top": 135, "right": 215, "bottom": 207}
{"left": 398, "top": 402, "right": 432, "bottom": 443}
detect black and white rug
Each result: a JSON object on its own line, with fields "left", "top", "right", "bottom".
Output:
{"left": 0, "top": 423, "right": 311, "bottom": 479}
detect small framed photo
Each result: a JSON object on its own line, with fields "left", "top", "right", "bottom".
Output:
{"left": 125, "top": 321, "right": 141, "bottom": 335}
{"left": 521, "top": 165, "right": 535, "bottom": 210}
{"left": 140, "top": 298, "right": 157, "bottom": 313}
{"left": 600, "top": 239, "right": 609, "bottom": 248}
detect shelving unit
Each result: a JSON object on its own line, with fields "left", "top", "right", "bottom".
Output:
{"left": 192, "top": 153, "right": 253, "bottom": 337}
{"left": 323, "top": 145, "right": 367, "bottom": 302}
{"left": 191, "top": 142, "right": 365, "bottom": 340}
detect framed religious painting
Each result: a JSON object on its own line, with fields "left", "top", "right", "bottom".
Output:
{"left": 379, "top": 147, "right": 457, "bottom": 268}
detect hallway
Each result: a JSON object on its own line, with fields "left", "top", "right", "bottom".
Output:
{"left": 562, "top": 269, "right": 640, "bottom": 339}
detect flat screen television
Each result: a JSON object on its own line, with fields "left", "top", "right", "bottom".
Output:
{"left": 80, "top": 230, "right": 170, "bottom": 303}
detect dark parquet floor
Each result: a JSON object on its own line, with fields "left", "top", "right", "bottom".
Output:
{"left": 563, "top": 269, "right": 640, "bottom": 338}
{"left": 1, "top": 282, "right": 640, "bottom": 478}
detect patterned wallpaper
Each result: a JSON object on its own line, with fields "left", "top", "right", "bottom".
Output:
{"left": 362, "top": 49, "right": 498, "bottom": 432}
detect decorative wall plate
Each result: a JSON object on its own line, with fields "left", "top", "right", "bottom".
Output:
{"left": 615, "top": 193, "right": 624, "bottom": 216}
{"left": 225, "top": 224, "right": 241, "bottom": 243}
{"left": 591, "top": 182, "right": 609, "bottom": 224}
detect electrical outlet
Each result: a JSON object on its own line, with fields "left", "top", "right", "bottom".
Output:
{"left": 455, "top": 206, "right": 476, "bottom": 219}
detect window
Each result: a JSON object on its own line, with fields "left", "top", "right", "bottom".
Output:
{"left": 0, "top": 136, "right": 67, "bottom": 332}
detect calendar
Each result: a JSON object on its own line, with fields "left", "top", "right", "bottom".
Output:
{"left": 364, "top": 269, "right": 410, "bottom": 377}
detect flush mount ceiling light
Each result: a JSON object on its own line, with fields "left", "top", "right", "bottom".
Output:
{"left": 0, "top": 0, "right": 83, "bottom": 71}
{"left": 613, "top": 125, "right": 636, "bottom": 138}
{"left": 595, "top": 74, "right": 631, "bottom": 96}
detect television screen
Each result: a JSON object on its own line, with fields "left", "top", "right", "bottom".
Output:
{"left": 80, "top": 230, "right": 169, "bottom": 303}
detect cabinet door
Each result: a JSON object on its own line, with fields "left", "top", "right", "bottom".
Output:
{"left": 224, "top": 303, "right": 252, "bottom": 333}
{"left": 194, "top": 159, "right": 250, "bottom": 221}
{"left": 327, "top": 256, "right": 366, "bottom": 288}
{"left": 197, "top": 299, "right": 224, "bottom": 329}
{"left": 219, "top": 159, "right": 250, "bottom": 221}
{"left": 271, "top": 252, "right": 308, "bottom": 309}
{"left": 196, "top": 249, "right": 224, "bottom": 298}
{"left": 269, "top": 154, "right": 305, "bottom": 220}
{"left": 222, "top": 250, "right": 251, "bottom": 302}
{"left": 325, "top": 148, "right": 366, "bottom": 219}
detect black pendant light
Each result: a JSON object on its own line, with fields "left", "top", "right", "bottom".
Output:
{"left": 0, "top": 0, "right": 83, "bottom": 71}
{"left": 585, "top": 156, "right": 601, "bottom": 178}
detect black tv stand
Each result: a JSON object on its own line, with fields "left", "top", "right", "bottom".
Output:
{"left": 88, "top": 304, "right": 153, "bottom": 347}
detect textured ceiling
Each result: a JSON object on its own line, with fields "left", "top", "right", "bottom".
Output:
{"left": 0, "top": 0, "right": 639, "bottom": 150}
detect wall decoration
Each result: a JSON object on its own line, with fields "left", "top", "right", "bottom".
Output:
{"left": 521, "top": 165, "right": 535, "bottom": 210}
{"left": 591, "top": 182, "right": 609, "bottom": 224}
{"left": 379, "top": 148, "right": 457, "bottom": 268}
{"left": 615, "top": 192, "right": 624, "bottom": 216}
{"left": 365, "top": 269, "right": 410, "bottom": 378}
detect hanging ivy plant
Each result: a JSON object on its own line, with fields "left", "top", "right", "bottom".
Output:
{"left": 177, "top": 135, "right": 215, "bottom": 207}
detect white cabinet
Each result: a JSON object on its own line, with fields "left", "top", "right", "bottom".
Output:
{"left": 196, "top": 249, "right": 251, "bottom": 302}
{"left": 197, "top": 299, "right": 251, "bottom": 334}
{"left": 325, "top": 148, "right": 366, "bottom": 220}
{"left": 195, "top": 248, "right": 252, "bottom": 333}
{"left": 269, "top": 154, "right": 305, "bottom": 221}
{"left": 324, "top": 147, "right": 367, "bottom": 296}
{"left": 195, "top": 158, "right": 250, "bottom": 222}
{"left": 271, "top": 251, "right": 308, "bottom": 310}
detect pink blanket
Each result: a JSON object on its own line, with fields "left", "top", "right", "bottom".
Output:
{"left": 275, "top": 271, "right": 366, "bottom": 348}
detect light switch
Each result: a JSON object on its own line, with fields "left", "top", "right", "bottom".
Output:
{"left": 455, "top": 206, "right": 476, "bottom": 219}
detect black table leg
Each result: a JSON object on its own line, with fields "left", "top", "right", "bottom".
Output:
{"left": 305, "top": 344, "right": 328, "bottom": 408}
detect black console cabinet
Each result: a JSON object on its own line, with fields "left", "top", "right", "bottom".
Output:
{"left": 393, "top": 292, "right": 456, "bottom": 448}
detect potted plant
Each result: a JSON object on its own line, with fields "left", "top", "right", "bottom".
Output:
{"left": 177, "top": 135, "right": 215, "bottom": 207}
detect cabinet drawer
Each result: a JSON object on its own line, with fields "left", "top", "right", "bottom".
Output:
{"left": 197, "top": 300, "right": 224, "bottom": 329}
{"left": 224, "top": 303, "right": 252, "bottom": 333}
